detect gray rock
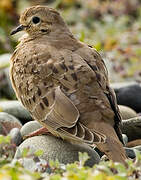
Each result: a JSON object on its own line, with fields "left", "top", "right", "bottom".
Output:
{"left": 133, "top": 145, "right": 141, "bottom": 152}
{"left": 0, "top": 68, "right": 15, "bottom": 99}
{"left": 121, "top": 116, "right": 141, "bottom": 141}
{"left": 0, "top": 54, "right": 15, "bottom": 98}
{"left": 9, "top": 128, "right": 23, "bottom": 146}
{"left": 0, "top": 112, "right": 22, "bottom": 135}
{"left": 114, "top": 83, "right": 141, "bottom": 113}
{"left": 0, "top": 100, "right": 31, "bottom": 122}
{"left": 14, "top": 135, "right": 100, "bottom": 167}
{"left": 122, "top": 134, "right": 128, "bottom": 146}
{"left": 119, "top": 105, "right": 137, "bottom": 120}
{"left": 111, "top": 82, "right": 138, "bottom": 90}
{"left": 124, "top": 147, "right": 136, "bottom": 159}
{"left": 0, "top": 123, "right": 7, "bottom": 135}
{"left": 20, "top": 121, "right": 42, "bottom": 137}
{"left": 3, "top": 68, "right": 15, "bottom": 98}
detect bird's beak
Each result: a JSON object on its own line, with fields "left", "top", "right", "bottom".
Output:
{"left": 10, "top": 25, "right": 25, "bottom": 35}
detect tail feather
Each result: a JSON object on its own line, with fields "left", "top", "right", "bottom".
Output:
{"left": 93, "top": 122, "right": 127, "bottom": 165}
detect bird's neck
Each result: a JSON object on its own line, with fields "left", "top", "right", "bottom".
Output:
{"left": 20, "top": 28, "right": 82, "bottom": 51}
{"left": 45, "top": 29, "right": 82, "bottom": 50}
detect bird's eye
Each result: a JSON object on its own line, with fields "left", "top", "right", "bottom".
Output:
{"left": 32, "top": 16, "right": 40, "bottom": 24}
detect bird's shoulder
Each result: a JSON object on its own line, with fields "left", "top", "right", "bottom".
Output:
{"left": 75, "top": 44, "right": 122, "bottom": 121}
{"left": 73, "top": 44, "right": 108, "bottom": 90}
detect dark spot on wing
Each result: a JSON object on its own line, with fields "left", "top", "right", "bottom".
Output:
{"left": 28, "top": 99, "right": 31, "bottom": 104}
{"left": 40, "top": 102, "right": 45, "bottom": 110}
{"left": 42, "top": 97, "right": 49, "bottom": 107}
{"left": 33, "top": 95, "right": 36, "bottom": 102}
{"left": 52, "top": 90, "right": 55, "bottom": 99}
{"left": 52, "top": 66, "right": 58, "bottom": 73}
{"left": 37, "top": 87, "right": 41, "bottom": 96}
{"left": 91, "top": 65, "right": 98, "bottom": 71}
{"left": 62, "top": 85, "right": 69, "bottom": 92}
{"left": 60, "top": 62, "right": 68, "bottom": 71}
{"left": 95, "top": 72, "right": 101, "bottom": 81}
{"left": 63, "top": 75, "right": 68, "bottom": 81}
{"left": 83, "top": 59, "right": 98, "bottom": 72}
{"left": 93, "top": 54, "right": 98, "bottom": 59}
{"left": 71, "top": 73, "right": 77, "bottom": 81}
{"left": 43, "top": 82, "right": 47, "bottom": 86}
{"left": 68, "top": 65, "right": 74, "bottom": 70}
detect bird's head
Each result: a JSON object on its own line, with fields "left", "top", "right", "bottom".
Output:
{"left": 11, "top": 6, "right": 69, "bottom": 37}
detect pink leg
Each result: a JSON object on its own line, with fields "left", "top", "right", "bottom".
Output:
{"left": 24, "top": 127, "right": 51, "bottom": 139}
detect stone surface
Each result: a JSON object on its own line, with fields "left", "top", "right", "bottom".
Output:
{"left": 0, "top": 100, "right": 31, "bottom": 123}
{"left": 119, "top": 105, "right": 137, "bottom": 120}
{"left": 14, "top": 135, "right": 100, "bottom": 167}
{"left": 9, "top": 128, "right": 23, "bottom": 146}
{"left": 3, "top": 68, "right": 15, "bottom": 98}
{"left": 122, "top": 134, "right": 128, "bottom": 146}
{"left": 121, "top": 116, "right": 141, "bottom": 141}
{"left": 132, "top": 145, "right": 141, "bottom": 152}
{"left": 114, "top": 83, "right": 141, "bottom": 113}
{"left": 111, "top": 82, "right": 138, "bottom": 90}
{"left": 0, "top": 68, "right": 15, "bottom": 99}
{"left": 0, "top": 112, "right": 22, "bottom": 135}
{"left": 20, "top": 121, "right": 42, "bottom": 137}
{"left": 124, "top": 147, "right": 136, "bottom": 159}
{"left": 0, "top": 54, "right": 15, "bottom": 98}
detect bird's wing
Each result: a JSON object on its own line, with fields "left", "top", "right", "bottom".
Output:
{"left": 27, "top": 46, "right": 106, "bottom": 144}
{"left": 41, "top": 86, "right": 80, "bottom": 129}
{"left": 76, "top": 46, "right": 123, "bottom": 143}
{"left": 41, "top": 86, "right": 106, "bottom": 143}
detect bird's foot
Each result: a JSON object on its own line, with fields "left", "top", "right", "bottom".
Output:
{"left": 23, "top": 127, "right": 51, "bottom": 139}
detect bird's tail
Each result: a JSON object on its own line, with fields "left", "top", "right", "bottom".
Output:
{"left": 93, "top": 122, "right": 127, "bottom": 165}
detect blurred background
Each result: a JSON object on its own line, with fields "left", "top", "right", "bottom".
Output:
{"left": 0, "top": 0, "right": 141, "bottom": 99}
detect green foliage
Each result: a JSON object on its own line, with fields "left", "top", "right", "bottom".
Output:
{"left": 0, "top": 136, "right": 141, "bottom": 180}
{"left": 34, "top": 149, "right": 44, "bottom": 157}
{"left": 0, "top": 135, "right": 16, "bottom": 166}
{"left": 21, "top": 147, "right": 30, "bottom": 158}
{"left": 78, "top": 152, "right": 89, "bottom": 166}
{"left": 0, "top": 135, "right": 141, "bottom": 179}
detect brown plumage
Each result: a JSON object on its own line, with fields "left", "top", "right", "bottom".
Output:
{"left": 10, "top": 6, "right": 127, "bottom": 164}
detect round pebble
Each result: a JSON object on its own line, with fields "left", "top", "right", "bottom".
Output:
{"left": 111, "top": 82, "right": 137, "bottom": 89}
{"left": 9, "top": 128, "right": 23, "bottom": 146}
{"left": 132, "top": 145, "right": 141, "bottom": 152}
{"left": 0, "top": 112, "right": 22, "bottom": 135}
{"left": 14, "top": 135, "right": 100, "bottom": 167}
{"left": 119, "top": 105, "right": 137, "bottom": 120}
{"left": 115, "top": 83, "right": 141, "bottom": 113}
{"left": 0, "top": 100, "right": 31, "bottom": 123}
{"left": 124, "top": 147, "right": 136, "bottom": 159}
{"left": 122, "top": 134, "right": 128, "bottom": 146}
{"left": 121, "top": 116, "right": 141, "bottom": 141}
{"left": 20, "top": 121, "right": 42, "bottom": 137}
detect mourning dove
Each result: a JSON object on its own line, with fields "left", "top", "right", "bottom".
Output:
{"left": 10, "top": 6, "right": 127, "bottom": 164}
